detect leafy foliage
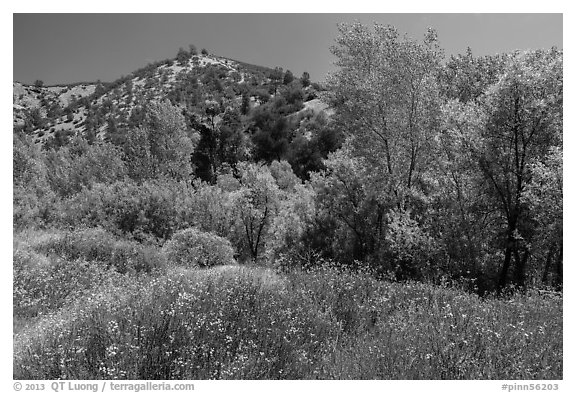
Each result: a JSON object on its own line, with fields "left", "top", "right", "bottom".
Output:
{"left": 164, "top": 227, "right": 236, "bottom": 268}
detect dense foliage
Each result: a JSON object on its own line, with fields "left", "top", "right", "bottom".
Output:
{"left": 13, "top": 26, "right": 562, "bottom": 380}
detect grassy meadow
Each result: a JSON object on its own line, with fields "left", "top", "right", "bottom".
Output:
{"left": 13, "top": 228, "right": 562, "bottom": 380}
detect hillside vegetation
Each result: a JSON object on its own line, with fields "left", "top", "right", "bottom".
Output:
{"left": 13, "top": 23, "right": 563, "bottom": 379}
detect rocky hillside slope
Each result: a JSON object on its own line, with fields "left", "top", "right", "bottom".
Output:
{"left": 14, "top": 52, "right": 329, "bottom": 145}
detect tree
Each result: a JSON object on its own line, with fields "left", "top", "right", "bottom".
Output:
{"left": 439, "top": 48, "right": 508, "bottom": 103}
{"left": 241, "top": 92, "right": 251, "bottom": 115}
{"left": 251, "top": 113, "right": 290, "bottom": 162}
{"left": 34, "top": 79, "right": 44, "bottom": 88}
{"left": 143, "top": 100, "right": 199, "bottom": 180}
{"left": 301, "top": 71, "right": 311, "bottom": 88}
{"left": 269, "top": 67, "right": 283, "bottom": 94}
{"left": 234, "top": 162, "right": 281, "bottom": 263}
{"left": 431, "top": 100, "right": 502, "bottom": 293}
{"left": 25, "top": 108, "right": 46, "bottom": 132}
{"left": 474, "top": 49, "right": 562, "bottom": 290}
{"left": 122, "top": 126, "right": 155, "bottom": 182}
{"left": 320, "top": 22, "right": 445, "bottom": 274}
{"left": 287, "top": 112, "right": 343, "bottom": 180}
{"left": 310, "top": 143, "right": 379, "bottom": 263}
{"left": 326, "top": 22, "right": 444, "bottom": 212}
{"left": 201, "top": 48, "right": 209, "bottom": 55}
{"left": 522, "top": 147, "right": 562, "bottom": 288}
{"left": 94, "top": 80, "right": 106, "bottom": 98}
{"left": 283, "top": 70, "right": 294, "bottom": 85}
{"left": 266, "top": 161, "right": 316, "bottom": 265}
{"left": 176, "top": 47, "right": 190, "bottom": 66}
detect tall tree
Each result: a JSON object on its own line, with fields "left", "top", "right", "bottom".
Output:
{"left": 522, "top": 147, "right": 563, "bottom": 288}
{"left": 144, "top": 100, "right": 199, "bottom": 181}
{"left": 234, "top": 162, "right": 281, "bottom": 263}
{"left": 475, "top": 49, "right": 562, "bottom": 290}
{"left": 316, "top": 22, "right": 445, "bottom": 275}
{"left": 325, "top": 22, "right": 444, "bottom": 211}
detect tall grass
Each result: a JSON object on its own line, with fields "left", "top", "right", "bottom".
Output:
{"left": 14, "top": 267, "right": 335, "bottom": 379}
{"left": 13, "top": 228, "right": 165, "bottom": 333}
{"left": 14, "top": 262, "right": 562, "bottom": 380}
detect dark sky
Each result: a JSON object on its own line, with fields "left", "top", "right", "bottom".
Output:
{"left": 13, "top": 13, "right": 563, "bottom": 86}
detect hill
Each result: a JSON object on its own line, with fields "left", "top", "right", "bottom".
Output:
{"left": 14, "top": 52, "right": 329, "bottom": 145}
{"left": 14, "top": 50, "right": 338, "bottom": 181}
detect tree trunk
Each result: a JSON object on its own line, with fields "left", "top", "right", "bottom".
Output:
{"left": 498, "top": 237, "right": 513, "bottom": 293}
{"left": 542, "top": 242, "right": 555, "bottom": 285}
{"left": 555, "top": 243, "right": 563, "bottom": 289}
{"left": 513, "top": 247, "right": 529, "bottom": 289}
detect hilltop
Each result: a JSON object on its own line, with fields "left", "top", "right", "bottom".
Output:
{"left": 13, "top": 49, "right": 337, "bottom": 181}
{"left": 14, "top": 51, "right": 328, "bottom": 143}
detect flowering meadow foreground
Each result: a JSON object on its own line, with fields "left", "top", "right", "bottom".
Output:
{"left": 13, "top": 229, "right": 562, "bottom": 380}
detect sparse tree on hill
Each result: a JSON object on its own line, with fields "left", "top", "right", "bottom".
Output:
{"left": 177, "top": 47, "right": 190, "bottom": 66}
{"left": 301, "top": 71, "right": 311, "bottom": 87}
{"left": 270, "top": 67, "right": 284, "bottom": 94}
{"left": 283, "top": 70, "right": 294, "bottom": 85}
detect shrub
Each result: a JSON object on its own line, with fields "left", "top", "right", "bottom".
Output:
{"left": 44, "top": 136, "right": 127, "bottom": 198}
{"left": 60, "top": 179, "right": 190, "bottom": 242}
{"left": 164, "top": 227, "right": 235, "bottom": 268}
{"left": 13, "top": 133, "right": 59, "bottom": 229}
{"left": 32, "top": 227, "right": 116, "bottom": 261}
{"left": 31, "top": 228, "right": 166, "bottom": 274}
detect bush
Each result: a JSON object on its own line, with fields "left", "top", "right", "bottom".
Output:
{"left": 31, "top": 228, "right": 166, "bottom": 274}
{"left": 32, "top": 227, "right": 116, "bottom": 261}
{"left": 60, "top": 178, "right": 244, "bottom": 244}
{"left": 44, "top": 136, "right": 127, "bottom": 198}
{"left": 13, "top": 133, "right": 59, "bottom": 229}
{"left": 61, "top": 179, "right": 190, "bottom": 242}
{"left": 164, "top": 227, "right": 235, "bottom": 268}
